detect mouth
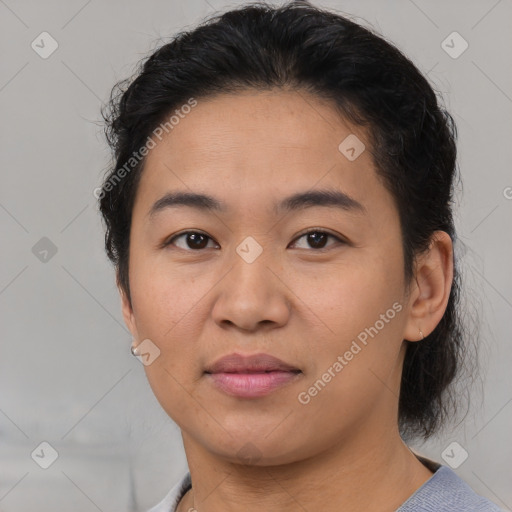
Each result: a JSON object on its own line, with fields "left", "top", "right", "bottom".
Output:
{"left": 204, "top": 352, "right": 302, "bottom": 398}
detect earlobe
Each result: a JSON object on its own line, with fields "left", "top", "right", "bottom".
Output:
{"left": 403, "top": 231, "right": 454, "bottom": 342}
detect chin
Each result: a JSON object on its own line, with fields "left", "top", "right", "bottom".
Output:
{"left": 201, "top": 430, "right": 309, "bottom": 467}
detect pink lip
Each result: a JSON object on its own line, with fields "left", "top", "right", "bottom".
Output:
{"left": 204, "top": 352, "right": 302, "bottom": 398}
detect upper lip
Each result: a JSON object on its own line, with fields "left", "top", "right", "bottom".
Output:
{"left": 205, "top": 353, "right": 301, "bottom": 374}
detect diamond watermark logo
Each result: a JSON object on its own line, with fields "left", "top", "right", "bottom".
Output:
{"left": 441, "top": 441, "right": 469, "bottom": 469}
{"left": 236, "top": 236, "right": 263, "bottom": 264}
{"left": 31, "top": 32, "right": 59, "bottom": 59}
{"left": 132, "top": 338, "right": 161, "bottom": 366}
{"left": 338, "top": 134, "right": 365, "bottom": 161}
{"left": 32, "top": 237, "right": 58, "bottom": 263}
{"left": 31, "top": 441, "right": 59, "bottom": 469}
{"left": 441, "top": 32, "right": 468, "bottom": 59}
{"left": 237, "top": 442, "right": 262, "bottom": 464}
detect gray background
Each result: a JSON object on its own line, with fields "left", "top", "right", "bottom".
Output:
{"left": 1, "top": 0, "right": 511, "bottom": 510}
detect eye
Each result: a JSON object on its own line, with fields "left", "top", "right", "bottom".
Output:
{"left": 289, "top": 229, "right": 345, "bottom": 250}
{"left": 163, "top": 229, "right": 346, "bottom": 252}
{"left": 164, "top": 231, "right": 219, "bottom": 251}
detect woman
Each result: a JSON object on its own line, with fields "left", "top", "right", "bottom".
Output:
{"left": 98, "top": 1, "right": 501, "bottom": 510}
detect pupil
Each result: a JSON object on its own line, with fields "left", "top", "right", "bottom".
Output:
{"left": 188, "top": 233, "right": 208, "bottom": 249}
{"left": 308, "top": 232, "right": 327, "bottom": 249}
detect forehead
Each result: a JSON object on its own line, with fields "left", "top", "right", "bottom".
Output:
{"left": 151, "top": 89, "right": 357, "bottom": 160}
{"left": 133, "top": 90, "right": 384, "bottom": 218}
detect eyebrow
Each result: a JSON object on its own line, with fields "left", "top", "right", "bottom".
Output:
{"left": 148, "top": 188, "right": 366, "bottom": 220}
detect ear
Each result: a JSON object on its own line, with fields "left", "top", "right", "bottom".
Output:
{"left": 118, "top": 281, "right": 139, "bottom": 341}
{"left": 403, "top": 231, "right": 454, "bottom": 342}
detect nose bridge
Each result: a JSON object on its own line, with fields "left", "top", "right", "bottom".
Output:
{"left": 212, "top": 237, "right": 290, "bottom": 331}
{"left": 231, "top": 238, "right": 273, "bottom": 296}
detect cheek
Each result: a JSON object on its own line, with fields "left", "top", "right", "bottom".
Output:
{"left": 133, "top": 274, "right": 209, "bottom": 424}
{"left": 291, "top": 253, "right": 406, "bottom": 387}
{"left": 129, "top": 249, "right": 208, "bottom": 337}
{"left": 293, "top": 252, "right": 404, "bottom": 332}
{"left": 128, "top": 255, "right": 225, "bottom": 403}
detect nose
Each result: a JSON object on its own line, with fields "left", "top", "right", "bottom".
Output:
{"left": 211, "top": 251, "right": 291, "bottom": 333}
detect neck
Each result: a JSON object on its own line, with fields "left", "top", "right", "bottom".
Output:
{"left": 177, "top": 424, "right": 433, "bottom": 512}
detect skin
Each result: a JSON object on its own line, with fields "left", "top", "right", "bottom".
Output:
{"left": 120, "top": 89, "right": 453, "bottom": 512}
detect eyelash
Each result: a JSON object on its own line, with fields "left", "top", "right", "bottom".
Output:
{"left": 162, "top": 229, "right": 346, "bottom": 252}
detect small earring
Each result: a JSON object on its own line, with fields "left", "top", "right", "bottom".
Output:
{"left": 419, "top": 329, "right": 425, "bottom": 340}
{"left": 131, "top": 343, "right": 139, "bottom": 356}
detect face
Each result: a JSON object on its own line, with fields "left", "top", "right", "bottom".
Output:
{"left": 122, "top": 89, "right": 415, "bottom": 465}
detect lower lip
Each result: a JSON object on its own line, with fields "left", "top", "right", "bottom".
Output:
{"left": 207, "top": 371, "right": 301, "bottom": 398}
